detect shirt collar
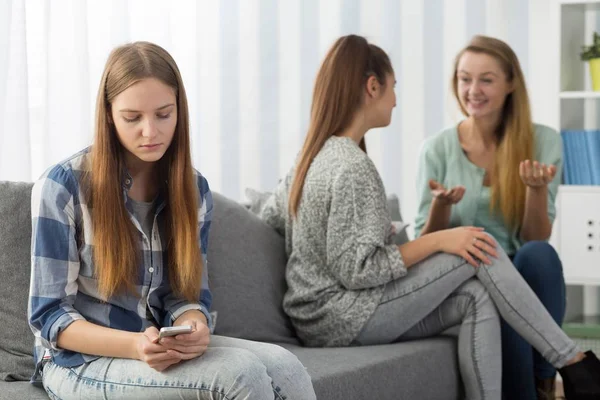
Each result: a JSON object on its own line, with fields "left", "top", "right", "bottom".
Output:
{"left": 120, "top": 168, "right": 167, "bottom": 213}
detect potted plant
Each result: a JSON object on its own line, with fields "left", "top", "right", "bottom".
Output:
{"left": 581, "top": 32, "right": 600, "bottom": 91}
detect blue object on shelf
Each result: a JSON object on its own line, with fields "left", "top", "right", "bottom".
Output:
{"left": 587, "top": 130, "right": 600, "bottom": 185}
{"left": 560, "top": 130, "right": 600, "bottom": 185}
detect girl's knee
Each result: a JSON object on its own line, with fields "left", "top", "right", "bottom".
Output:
{"left": 457, "top": 279, "right": 498, "bottom": 317}
{"left": 222, "top": 350, "right": 273, "bottom": 399}
{"left": 517, "top": 241, "right": 560, "bottom": 264}
{"left": 248, "top": 343, "right": 316, "bottom": 400}
{"left": 458, "top": 279, "right": 488, "bottom": 301}
{"left": 259, "top": 344, "right": 312, "bottom": 382}
{"left": 514, "top": 241, "right": 563, "bottom": 283}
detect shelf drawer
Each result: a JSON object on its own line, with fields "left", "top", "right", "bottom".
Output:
{"left": 555, "top": 186, "right": 600, "bottom": 284}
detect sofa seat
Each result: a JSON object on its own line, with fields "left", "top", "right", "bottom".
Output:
{"left": 0, "top": 381, "right": 48, "bottom": 400}
{"left": 282, "top": 336, "right": 461, "bottom": 400}
{"left": 0, "top": 181, "right": 465, "bottom": 400}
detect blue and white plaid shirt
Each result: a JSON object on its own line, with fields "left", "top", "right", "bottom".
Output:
{"left": 28, "top": 148, "right": 213, "bottom": 383}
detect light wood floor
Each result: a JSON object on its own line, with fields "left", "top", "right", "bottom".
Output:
{"left": 556, "top": 379, "right": 565, "bottom": 399}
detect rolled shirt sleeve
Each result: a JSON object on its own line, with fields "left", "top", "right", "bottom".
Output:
{"left": 28, "top": 167, "right": 86, "bottom": 351}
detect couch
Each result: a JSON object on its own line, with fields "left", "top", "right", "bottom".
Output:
{"left": 0, "top": 181, "right": 462, "bottom": 400}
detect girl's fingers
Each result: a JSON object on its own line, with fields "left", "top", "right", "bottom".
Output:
{"left": 162, "top": 344, "right": 206, "bottom": 353}
{"left": 469, "top": 245, "right": 492, "bottom": 265}
{"left": 475, "top": 232, "right": 497, "bottom": 248}
{"left": 525, "top": 160, "right": 534, "bottom": 180}
{"left": 429, "top": 179, "right": 442, "bottom": 190}
{"left": 539, "top": 163, "right": 546, "bottom": 182}
{"left": 474, "top": 239, "right": 498, "bottom": 258}
{"left": 146, "top": 350, "right": 181, "bottom": 364}
{"left": 153, "top": 358, "right": 180, "bottom": 372}
{"left": 465, "top": 226, "right": 485, "bottom": 232}
{"left": 172, "top": 348, "right": 207, "bottom": 360}
{"left": 519, "top": 161, "right": 527, "bottom": 178}
{"left": 461, "top": 250, "right": 479, "bottom": 268}
{"left": 546, "top": 165, "right": 557, "bottom": 181}
{"left": 142, "top": 341, "right": 168, "bottom": 355}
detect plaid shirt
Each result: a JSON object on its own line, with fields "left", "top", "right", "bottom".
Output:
{"left": 27, "top": 148, "right": 213, "bottom": 383}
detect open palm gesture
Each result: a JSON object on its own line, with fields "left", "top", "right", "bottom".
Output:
{"left": 519, "top": 160, "right": 556, "bottom": 188}
{"left": 429, "top": 179, "right": 466, "bottom": 205}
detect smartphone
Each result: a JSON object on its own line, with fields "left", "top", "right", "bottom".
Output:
{"left": 158, "top": 325, "right": 193, "bottom": 339}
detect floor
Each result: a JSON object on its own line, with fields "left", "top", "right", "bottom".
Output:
{"left": 556, "top": 378, "right": 565, "bottom": 399}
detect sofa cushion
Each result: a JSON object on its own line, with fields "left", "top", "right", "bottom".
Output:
{"left": 0, "top": 182, "right": 36, "bottom": 381}
{"left": 387, "top": 194, "right": 410, "bottom": 245}
{"left": 208, "top": 193, "right": 299, "bottom": 344}
{"left": 0, "top": 381, "right": 48, "bottom": 400}
{"left": 282, "top": 336, "right": 462, "bottom": 400}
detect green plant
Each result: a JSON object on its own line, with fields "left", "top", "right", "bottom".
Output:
{"left": 581, "top": 32, "right": 600, "bottom": 61}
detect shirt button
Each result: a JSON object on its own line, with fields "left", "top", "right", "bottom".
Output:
{"left": 149, "top": 267, "right": 154, "bottom": 273}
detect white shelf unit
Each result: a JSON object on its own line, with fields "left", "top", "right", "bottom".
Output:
{"left": 554, "top": 0, "right": 600, "bottom": 315}
{"left": 552, "top": 186, "right": 600, "bottom": 286}
{"left": 559, "top": 0, "right": 600, "bottom": 7}
{"left": 560, "top": 91, "right": 600, "bottom": 98}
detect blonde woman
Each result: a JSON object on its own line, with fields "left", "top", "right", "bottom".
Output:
{"left": 258, "top": 35, "right": 600, "bottom": 400}
{"left": 415, "top": 35, "right": 566, "bottom": 400}
{"left": 28, "top": 42, "right": 316, "bottom": 400}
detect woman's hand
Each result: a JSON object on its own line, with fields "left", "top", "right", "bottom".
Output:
{"left": 159, "top": 318, "right": 210, "bottom": 361}
{"left": 436, "top": 227, "right": 498, "bottom": 267}
{"left": 135, "top": 327, "right": 183, "bottom": 372}
{"left": 519, "top": 160, "right": 556, "bottom": 188}
{"left": 429, "top": 179, "right": 466, "bottom": 205}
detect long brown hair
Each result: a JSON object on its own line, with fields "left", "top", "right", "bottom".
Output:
{"left": 289, "top": 35, "right": 393, "bottom": 216}
{"left": 90, "top": 42, "right": 201, "bottom": 302}
{"left": 452, "top": 35, "right": 534, "bottom": 229}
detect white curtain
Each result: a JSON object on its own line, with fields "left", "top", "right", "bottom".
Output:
{"left": 0, "top": 0, "right": 558, "bottom": 232}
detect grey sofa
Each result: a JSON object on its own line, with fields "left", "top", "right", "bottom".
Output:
{"left": 0, "top": 181, "right": 462, "bottom": 400}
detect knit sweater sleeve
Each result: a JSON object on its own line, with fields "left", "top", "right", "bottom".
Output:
{"left": 325, "top": 160, "right": 406, "bottom": 290}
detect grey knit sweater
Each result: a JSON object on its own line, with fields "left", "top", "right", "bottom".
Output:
{"left": 259, "top": 136, "right": 407, "bottom": 347}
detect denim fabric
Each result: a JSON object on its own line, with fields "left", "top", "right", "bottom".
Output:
{"left": 502, "top": 241, "right": 565, "bottom": 400}
{"left": 41, "top": 335, "right": 317, "bottom": 400}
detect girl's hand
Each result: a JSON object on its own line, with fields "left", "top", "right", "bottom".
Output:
{"left": 437, "top": 227, "right": 498, "bottom": 267}
{"left": 519, "top": 160, "right": 556, "bottom": 188}
{"left": 136, "top": 327, "right": 182, "bottom": 372}
{"left": 159, "top": 319, "right": 210, "bottom": 361}
{"left": 429, "top": 179, "right": 466, "bottom": 205}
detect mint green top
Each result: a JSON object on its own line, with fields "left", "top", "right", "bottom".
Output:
{"left": 414, "top": 123, "right": 563, "bottom": 255}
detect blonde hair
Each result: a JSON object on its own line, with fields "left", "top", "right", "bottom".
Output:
{"left": 452, "top": 35, "right": 534, "bottom": 229}
{"left": 289, "top": 35, "right": 393, "bottom": 216}
{"left": 90, "top": 42, "right": 201, "bottom": 301}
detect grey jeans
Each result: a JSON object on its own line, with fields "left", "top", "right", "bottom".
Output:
{"left": 41, "top": 335, "right": 317, "bottom": 400}
{"left": 353, "top": 241, "right": 579, "bottom": 400}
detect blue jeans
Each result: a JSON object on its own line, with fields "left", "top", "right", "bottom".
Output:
{"left": 502, "top": 241, "right": 566, "bottom": 400}
{"left": 41, "top": 335, "right": 317, "bottom": 400}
